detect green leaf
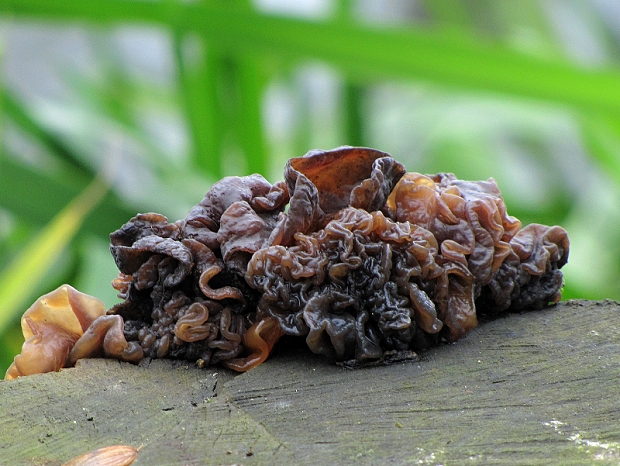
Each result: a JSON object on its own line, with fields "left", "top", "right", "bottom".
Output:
{"left": 342, "top": 83, "right": 365, "bottom": 147}
{"left": 0, "top": 176, "right": 108, "bottom": 333}
{"left": 235, "top": 55, "right": 269, "bottom": 176}
{"left": 0, "top": 153, "right": 135, "bottom": 235}
{"left": 2, "top": 90, "right": 92, "bottom": 175}
{"left": 173, "top": 32, "right": 225, "bottom": 178}
{"left": 2, "top": 0, "right": 620, "bottom": 112}
{"left": 578, "top": 111, "right": 620, "bottom": 187}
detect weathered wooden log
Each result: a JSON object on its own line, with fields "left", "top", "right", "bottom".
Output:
{"left": 1, "top": 300, "right": 619, "bottom": 465}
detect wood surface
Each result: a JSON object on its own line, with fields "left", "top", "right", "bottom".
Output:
{"left": 1, "top": 299, "right": 619, "bottom": 465}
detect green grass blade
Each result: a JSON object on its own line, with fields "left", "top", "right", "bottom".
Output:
{"left": 0, "top": 153, "right": 135, "bottom": 235}
{"left": 173, "top": 32, "right": 224, "bottom": 178}
{"left": 0, "top": 175, "right": 108, "bottom": 333}
{"left": 342, "top": 83, "right": 364, "bottom": 147}
{"left": 2, "top": 1, "right": 620, "bottom": 112}
{"left": 236, "top": 55, "right": 268, "bottom": 176}
{"left": 578, "top": 111, "right": 620, "bottom": 187}
{"left": 2, "top": 90, "right": 92, "bottom": 175}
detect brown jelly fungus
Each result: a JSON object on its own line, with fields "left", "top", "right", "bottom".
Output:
{"left": 6, "top": 147, "right": 569, "bottom": 379}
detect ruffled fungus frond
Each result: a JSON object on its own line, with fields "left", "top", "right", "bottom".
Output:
{"left": 5, "top": 285, "right": 106, "bottom": 380}
{"left": 66, "top": 315, "right": 143, "bottom": 366}
{"left": 8, "top": 147, "right": 570, "bottom": 376}
{"left": 223, "top": 317, "right": 284, "bottom": 372}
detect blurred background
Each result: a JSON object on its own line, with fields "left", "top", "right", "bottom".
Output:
{"left": 1, "top": 0, "right": 620, "bottom": 374}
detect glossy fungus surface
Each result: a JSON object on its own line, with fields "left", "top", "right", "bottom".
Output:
{"left": 6, "top": 147, "right": 570, "bottom": 378}
{"left": 5, "top": 285, "right": 106, "bottom": 379}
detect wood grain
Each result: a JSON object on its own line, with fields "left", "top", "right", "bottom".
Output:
{"left": 1, "top": 300, "right": 618, "bottom": 465}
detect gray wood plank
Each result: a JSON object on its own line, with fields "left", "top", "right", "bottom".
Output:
{"left": 1, "top": 300, "right": 619, "bottom": 465}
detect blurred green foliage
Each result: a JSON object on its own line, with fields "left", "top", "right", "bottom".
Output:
{"left": 2, "top": 0, "right": 620, "bottom": 374}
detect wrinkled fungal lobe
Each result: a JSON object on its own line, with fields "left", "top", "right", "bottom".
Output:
{"left": 105, "top": 147, "right": 568, "bottom": 369}
{"left": 6, "top": 146, "right": 570, "bottom": 379}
